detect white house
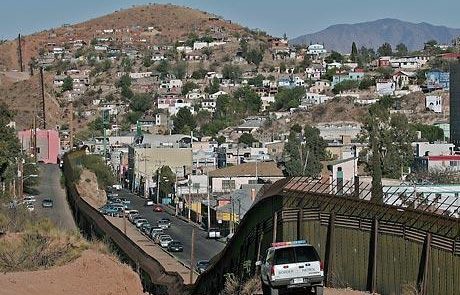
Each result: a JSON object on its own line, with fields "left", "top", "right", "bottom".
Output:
{"left": 193, "top": 42, "right": 209, "bottom": 50}
{"left": 301, "top": 92, "right": 332, "bottom": 106}
{"left": 168, "top": 79, "right": 183, "bottom": 89}
{"left": 307, "top": 44, "right": 327, "bottom": 55}
{"left": 129, "top": 72, "right": 152, "bottom": 79}
{"left": 201, "top": 100, "right": 217, "bottom": 113}
{"left": 376, "top": 80, "right": 395, "bottom": 96}
{"left": 210, "top": 90, "right": 228, "bottom": 100}
{"left": 425, "top": 96, "right": 442, "bottom": 113}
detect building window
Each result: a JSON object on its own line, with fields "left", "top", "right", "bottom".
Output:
{"left": 36, "top": 147, "right": 41, "bottom": 154}
{"left": 248, "top": 179, "right": 258, "bottom": 184}
{"left": 222, "top": 180, "right": 235, "bottom": 191}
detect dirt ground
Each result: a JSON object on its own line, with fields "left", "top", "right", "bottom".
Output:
{"left": 0, "top": 249, "right": 146, "bottom": 295}
{"left": 325, "top": 288, "right": 373, "bottom": 295}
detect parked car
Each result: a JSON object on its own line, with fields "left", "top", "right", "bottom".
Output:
{"left": 128, "top": 213, "right": 140, "bottom": 223}
{"left": 112, "top": 184, "right": 122, "bottom": 190}
{"left": 140, "top": 223, "right": 152, "bottom": 234}
{"left": 131, "top": 215, "right": 144, "bottom": 224}
{"left": 41, "top": 199, "right": 54, "bottom": 208}
{"left": 167, "top": 240, "right": 184, "bottom": 252}
{"left": 23, "top": 195, "right": 37, "bottom": 203}
{"left": 119, "top": 198, "right": 130, "bottom": 205}
{"left": 157, "top": 219, "right": 171, "bottom": 229}
{"left": 104, "top": 207, "right": 123, "bottom": 217}
{"left": 153, "top": 205, "right": 163, "bottom": 212}
{"left": 26, "top": 204, "right": 34, "bottom": 212}
{"left": 135, "top": 218, "right": 149, "bottom": 228}
{"left": 196, "top": 260, "right": 210, "bottom": 274}
{"left": 149, "top": 227, "right": 164, "bottom": 240}
{"left": 144, "top": 200, "right": 154, "bottom": 206}
{"left": 257, "top": 240, "right": 324, "bottom": 295}
{"left": 207, "top": 228, "right": 221, "bottom": 239}
{"left": 159, "top": 235, "right": 172, "bottom": 248}
{"left": 125, "top": 209, "right": 138, "bottom": 215}
{"left": 155, "top": 234, "right": 170, "bottom": 244}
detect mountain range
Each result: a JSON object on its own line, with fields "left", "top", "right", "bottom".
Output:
{"left": 290, "top": 18, "right": 460, "bottom": 53}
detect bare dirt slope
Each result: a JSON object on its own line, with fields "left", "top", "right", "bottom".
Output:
{"left": 0, "top": 71, "right": 63, "bottom": 130}
{"left": 75, "top": 169, "right": 107, "bottom": 208}
{"left": 0, "top": 249, "right": 146, "bottom": 295}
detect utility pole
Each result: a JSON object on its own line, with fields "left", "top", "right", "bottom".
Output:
{"left": 17, "top": 34, "right": 24, "bottom": 72}
{"left": 207, "top": 169, "right": 211, "bottom": 233}
{"left": 39, "top": 67, "right": 46, "bottom": 129}
{"left": 18, "top": 160, "right": 23, "bottom": 198}
{"left": 69, "top": 103, "right": 74, "bottom": 150}
{"left": 123, "top": 207, "right": 127, "bottom": 235}
{"left": 156, "top": 167, "right": 161, "bottom": 204}
{"left": 189, "top": 228, "right": 195, "bottom": 284}
{"left": 188, "top": 178, "right": 192, "bottom": 220}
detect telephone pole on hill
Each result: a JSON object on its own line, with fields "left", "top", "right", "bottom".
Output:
{"left": 17, "top": 34, "right": 24, "bottom": 72}
{"left": 39, "top": 67, "right": 46, "bottom": 129}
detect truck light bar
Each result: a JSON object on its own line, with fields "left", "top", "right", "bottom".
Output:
{"left": 271, "top": 240, "right": 307, "bottom": 247}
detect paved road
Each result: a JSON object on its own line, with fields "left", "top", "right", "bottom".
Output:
{"left": 118, "top": 190, "right": 225, "bottom": 268}
{"left": 34, "top": 164, "right": 77, "bottom": 231}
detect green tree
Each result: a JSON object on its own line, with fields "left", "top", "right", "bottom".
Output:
{"left": 284, "top": 126, "right": 327, "bottom": 177}
{"left": 206, "top": 77, "right": 220, "bottom": 94}
{"left": 116, "top": 74, "right": 132, "bottom": 88}
{"left": 377, "top": 42, "right": 393, "bottom": 57}
{"left": 121, "top": 85, "right": 134, "bottom": 100}
{"left": 273, "top": 87, "right": 305, "bottom": 110}
{"left": 173, "top": 108, "right": 196, "bottom": 134}
{"left": 182, "top": 81, "right": 199, "bottom": 95}
{"left": 359, "top": 76, "right": 376, "bottom": 90}
{"left": 0, "top": 103, "right": 21, "bottom": 190}
{"left": 361, "top": 101, "right": 415, "bottom": 194}
{"left": 410, "top": 123, "right": 445, "bottom": 142}
{"left": 350, "top": 42, "right": 358, "bottom": 62}
{"left": 332, "top": 80, "right": 360, "bottom": 94}
{"left": 173, "top": 61, "right": 187, "bottom": 79}
{"left": 121, "top": 58, "right": 132, "bottom": 72}
{"left": 155, "top": 166, "right": 176, "bottom": 198}
{"left": 325, "top": 51, "right": 344, "bottom": 63}
{"left": 246, "top": 48, "right": 264, "bottom": 67}
{"left": 248, "top": 74, "right": 265, "bottom": 87}
{"left": 238, "top": 133, "right": 258, "bottom": 146}
{"left": 61, "top": 76, "right": 73, "bottom": 92}
{"left": 222, "top": 64, "right": 242, "bottom": 82}
{"left": 130, "top": 93, "right": 152, "bottom": 113}
{"left": 157, "top": 60, "right": 170, "bottom": 76}
{"left": 191, "top": 67, "right": 208, "bottom": 79}
{"left": 233, "top": 86, "right": 261, "bottom": 115}
{"left": 396, "top": 43, "right": 408, "bottom": 56}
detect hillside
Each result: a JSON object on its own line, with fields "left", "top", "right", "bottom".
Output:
{"left": 0, "top": 3, "right": 248, "bottom": 70}
{"left": 0, "top": 72, "right": 63, "bottom": 130}
{"left": 291, "top": 18, "right": 460, "bottom": 52}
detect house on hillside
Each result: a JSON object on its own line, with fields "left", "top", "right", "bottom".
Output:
{"left": 425, "top": 95, "right": 442, "bottom": 113}
{"left": 208, "top": 162, "right": 284, "bottom": 193}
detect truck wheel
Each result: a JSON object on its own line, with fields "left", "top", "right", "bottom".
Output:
{"left": 315, "top": 286, "right": 324, "bottom": 295}
{"left": 261, "top": 282, "right": 270, "bottom": 295}
{"left": 269, "top": 287, "right": 279, "bottom": 295}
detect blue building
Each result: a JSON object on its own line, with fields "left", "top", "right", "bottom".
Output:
{"left": 425, "top": 69, "right": 450, "bottom": 90}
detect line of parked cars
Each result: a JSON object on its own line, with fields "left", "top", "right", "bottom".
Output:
{"left": 127, "top": 210, "right": 185, "bottom": 252}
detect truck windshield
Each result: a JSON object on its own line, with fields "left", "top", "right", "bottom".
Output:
{"left": 274, "top": 246, "right": 319, "bottom": 265}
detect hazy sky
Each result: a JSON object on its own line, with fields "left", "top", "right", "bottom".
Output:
{"left": 1, "top": 0, "right": 460, "bottom": 40}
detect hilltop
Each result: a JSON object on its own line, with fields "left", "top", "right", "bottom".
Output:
{"left": 291, "top": 18, "right": 460, "bottom": 52}
{"left": 0, "top": 4, "right": 248, "bottom": 70}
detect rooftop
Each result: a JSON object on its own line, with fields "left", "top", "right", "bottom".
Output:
{"left": 208, "top": 162, "right": 283, "bottom": 178}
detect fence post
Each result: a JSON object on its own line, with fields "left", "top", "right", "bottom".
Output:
{"left": 324, "top": 213, "right": 336, "bottom": 286}
{"left": 297, "top": 209, "right": 303, "bottom": 240}
{"left": 272, "top": 212, "right": 278, "bottom": 243}
{"left": 417, "top": 233, "right": 432, "bottom": 295}
{"left": 367, "top": 218, "right": 379, "bottom": 293}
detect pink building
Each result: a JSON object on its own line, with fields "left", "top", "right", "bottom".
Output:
{"left": 17, "top": 129, "right": 60, "bottom": 164}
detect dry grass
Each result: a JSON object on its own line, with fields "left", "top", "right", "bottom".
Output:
{"left": 0, "top": 218, "right": 88, "bottom": 272}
